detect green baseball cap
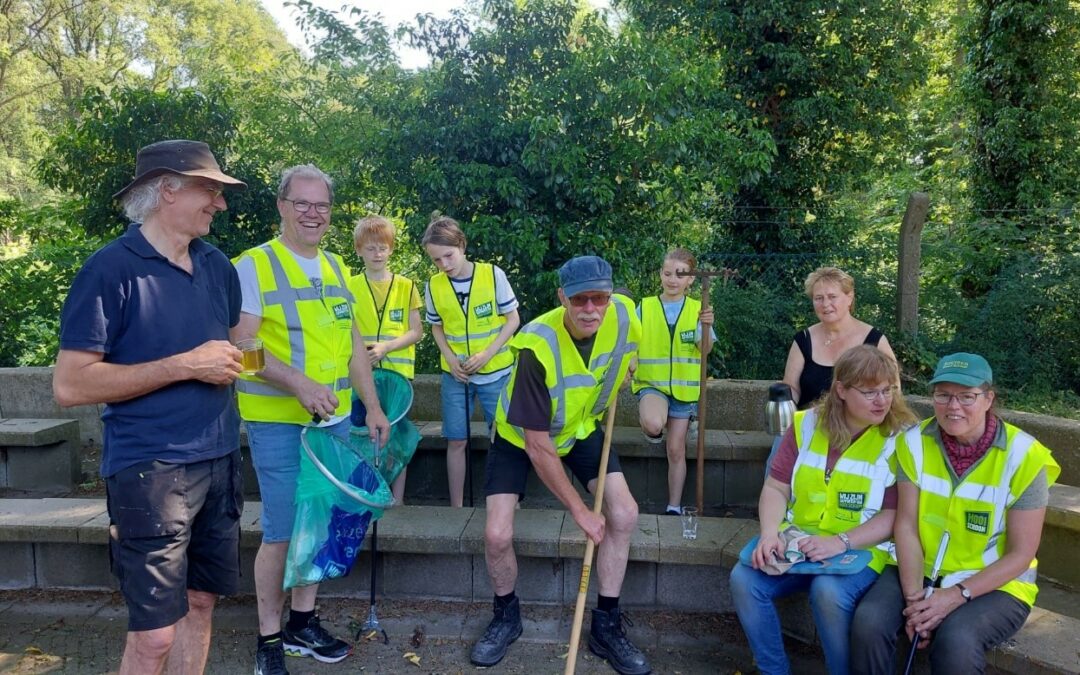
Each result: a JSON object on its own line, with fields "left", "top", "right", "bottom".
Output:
{"left": 929, "top": 352, "right": 993, "bottom": 387}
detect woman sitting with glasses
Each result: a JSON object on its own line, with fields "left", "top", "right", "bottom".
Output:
{"left": 851, "top": 352, "right": 1060, "bottom": 674}
{"left": 731, "top": 345, "right": 916, "bottom": 675}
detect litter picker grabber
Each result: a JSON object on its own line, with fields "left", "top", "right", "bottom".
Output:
{"left": 903, "top": 530, "right": 951, "bottom": 675}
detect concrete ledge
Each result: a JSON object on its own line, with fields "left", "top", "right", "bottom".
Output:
{"left": 0, "top": 419, "right": 81, "bottom": 492}
{"left": 0, "top": 498, "right": 1076, "bottom": 673}
{"left": 8, "top": 366, "right": 1076, "bottom": 485}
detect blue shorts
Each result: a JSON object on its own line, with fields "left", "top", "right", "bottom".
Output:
{"left": 636, "top": 387, "right": 698, "bottom": 419}
{"left": 440, "top": 372, "right": 507, "bottom": 440}
{"left": 247, "top": 419, "right": 350, "bottom": 543}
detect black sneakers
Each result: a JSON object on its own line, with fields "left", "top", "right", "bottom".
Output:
{"left": 282, "top": 615, "right": 352, "bottom": 664}
{"left": 254, "top": 638, "right": 289, "bottom": 675}
{"left": 588, "top": 607, "right": 651, "bottom": 675}
{"left": 470, "top": 596, "right": 524, "bottom": 666}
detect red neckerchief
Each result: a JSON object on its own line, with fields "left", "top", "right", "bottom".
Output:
{"left": 941, "top": 414, "right": 998, "bottom": 477}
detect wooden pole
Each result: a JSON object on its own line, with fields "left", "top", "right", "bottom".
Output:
{"left": 564, "top": 399, "right": 619, "bottom": 675}
{"left": 695, "top": 276, "right": 712, "bottom": 514}
{"left": 677, "top": 267, "right": 726, "bottom": 514}
{"left": 897, "top": 192, "right": 929, "bottom": 337}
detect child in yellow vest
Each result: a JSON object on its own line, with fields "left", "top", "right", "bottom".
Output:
{"left": 422, "top": 216, "right": 520, "bottom": 507}
{"left": 632, "top": 248, "right": 714, "bottom": 515}
{"left": 349, "top": 215, "right": 424, "bottom": 503}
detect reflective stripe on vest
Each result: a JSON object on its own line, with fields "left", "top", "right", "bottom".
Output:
{"left": 784, "top": 409, "right": 898, "bottom": 572}
{"left": 496, "top": 295, "right": 640, "bottom": 455}
{"left": 234, "top": 239, "right": 354, "bottom": 423}
{"left": 349, "top": 273, "right": 417, "bottom": 379}
{"left": 898, "top": 419, "right": 1061, "bottom": 606}
{"left": 632, "top": 295, "right": 701, "bottom": 401}
{"left": 429, "top": 262, "right": 512, "bottom": 374}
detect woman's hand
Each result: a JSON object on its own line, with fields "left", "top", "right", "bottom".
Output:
{"left": 798, "top": 534, "right": 847, "bottom": 562}
{"left": 903, "top": 586, "right": 965, "bottom": 643}
{"left": 752, "top": 531, "right": 784, "bottom": 570}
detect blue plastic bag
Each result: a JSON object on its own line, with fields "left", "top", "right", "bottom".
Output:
{"left": 284, "top": 429, "right": 392, "bottom": 589}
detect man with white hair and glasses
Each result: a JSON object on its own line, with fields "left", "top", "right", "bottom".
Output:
{"left": 54, "top": 139, "right": 249, "bottom": 674}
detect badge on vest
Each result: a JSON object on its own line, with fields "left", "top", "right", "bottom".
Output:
{"left": 837, "top": 491, "right": 866, "bottom": 511}
{"left": 679, "top": 329, "right": 696, "bottom": 344}
{"left": 473, "top": 301, "right": 493, "bottom": 318}
{"left": 389, "top": 308, "right": 404, "bottom": 322}
{"left": 965, "top": 510, "right": 991, "bottom": 534}
{"left": 332, "top": 301, "right": 351, "bottom": 320}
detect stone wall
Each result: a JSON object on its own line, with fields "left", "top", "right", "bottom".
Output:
{"left": 2, "top": 367, "right": 1078, "bottom": 485}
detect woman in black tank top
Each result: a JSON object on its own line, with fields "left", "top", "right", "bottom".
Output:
{"left": 779, "top": 267, "right": 896, "bottom": 408}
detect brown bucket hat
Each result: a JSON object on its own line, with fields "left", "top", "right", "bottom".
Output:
{"left": 112, "top": 139, "right": 247, "bottom": 199}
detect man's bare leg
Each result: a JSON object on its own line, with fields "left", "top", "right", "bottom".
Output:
{"left": 164, "top": 589, "right": 217, "bottom": 675}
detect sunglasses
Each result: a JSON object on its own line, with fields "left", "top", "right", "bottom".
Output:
{"left": 568, "top": 293, "right": 612, "bottom": 308}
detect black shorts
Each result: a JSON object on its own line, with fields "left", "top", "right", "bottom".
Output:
{"left": 105, "top": 449, "right": 243, "bottom": 632}
{"left": 484, "top": 426, "right": 623, "bottom": 499}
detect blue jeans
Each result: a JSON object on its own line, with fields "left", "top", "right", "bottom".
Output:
{"left": 730, "top": 561, "right": 879, "bottom": 675}
{"left": 439, "top": 372, "right": 507, "bottom": 440}
{"left": 247, "top": 420, "right": 350, "bottom": 542}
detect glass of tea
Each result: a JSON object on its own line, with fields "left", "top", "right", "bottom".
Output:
{"left": 236, "top": 338, "right": 265, "bottom": 374}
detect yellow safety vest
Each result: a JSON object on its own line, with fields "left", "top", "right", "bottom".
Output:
{"left": 428, "top": 262, "right": 513, "bottom": 374}
{"left": 495, "top": 295, "right": 641, "bottom": 455}
{"left": 898, "top": 418, "right": 1060, "bottom": 606}
{"left": 632, "top": 295, "right": 702, "bottom": 402}
{"left": 784, "top": 409, "right": 898, "bottom": 573}
{"left": 234, "top": 239, "right": 354, "bottom": 424}
{"left": 349, "top": 273, "right": 417, "bottom": 379}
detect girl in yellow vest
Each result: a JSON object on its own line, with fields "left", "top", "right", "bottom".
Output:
{"left": 422, "top": 216, "right": 521, "bottom": 507}
{"left": 731, "top": 345, "right": 916, "bottom": 675}
{"left": 632, "top": 248, "right": 714, "bottom": 515}
{"left": 349, "top": 215, "right": 424, "bottom": 503}
{"left": 851, "top": 353, "right": 1059, "bottom": 674}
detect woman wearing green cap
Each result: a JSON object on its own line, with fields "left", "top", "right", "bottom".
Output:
{"left": 851, "top": 352, "right": 1061, "bottom": 674}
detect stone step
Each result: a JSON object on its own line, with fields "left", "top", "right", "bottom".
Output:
{"left": 238, "top": 422, "right": 774, "bottom": 512}
{"left": 0, "top": 418, "right": 81, "bottom": 492}
{"left": 0, "top": 497, "right": 1077, "bottom": 674}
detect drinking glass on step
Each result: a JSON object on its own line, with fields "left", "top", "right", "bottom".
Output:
{"left": 681, "top": 507, "right": 699, "bottom": 540}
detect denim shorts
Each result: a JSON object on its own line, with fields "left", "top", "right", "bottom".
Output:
{"left": 440, "top": 372, "right": 508, "bottom": 440}
{"left": 106, "top": 449, "right": 243, "bottom": 631}
{"left": 247, "top": 419, "right": 350, "bottom": 543}
{"left": 636, "top": 387, "right": 698, "bottom": 419}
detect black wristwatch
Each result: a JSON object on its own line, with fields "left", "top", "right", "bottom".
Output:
{"left": 956, "top": 583, "right": 972, "bottom": 602}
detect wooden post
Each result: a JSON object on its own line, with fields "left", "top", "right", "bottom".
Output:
{"left": 897, "top": 192, "right": 929, "bottom": 337}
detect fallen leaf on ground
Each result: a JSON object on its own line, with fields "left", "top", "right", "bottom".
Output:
{"left": 23, "top": 647, "right": 43, "bottom": 655}
{"left": 402, "top": 651, "right": 421, "bottom": 667}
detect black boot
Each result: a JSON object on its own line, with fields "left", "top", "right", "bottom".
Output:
{"left": 588, "top": 606, "right": 651, "bottom": 675}
{"left": 470, "top": 596, "right": 523, "bottom": 666}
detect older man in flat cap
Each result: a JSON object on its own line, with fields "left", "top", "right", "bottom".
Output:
{"left": 54, "top": 139, "right": 248, "bottom": 674}
{"left": 472, "top": 256, "right": 651, "bottom": 675}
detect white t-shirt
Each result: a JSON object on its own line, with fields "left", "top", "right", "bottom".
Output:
{"left": 424, "top": 263, "right": 518, "bottom": 385}
{"left": 235, "top": 248, "right": 324, "bottom": 317}
{"left": 234, "top": 244, "right": 344, "bottom": 426}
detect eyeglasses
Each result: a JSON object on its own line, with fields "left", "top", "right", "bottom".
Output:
{"left": 568, "top": 293, "right": 612, "bottom": 308}
{"left": 282, "top": 198, "right": 332, "bottom": 214}
{"left": 850, "top": 385, "right": 896, "bottom": 401}
{"left": 932, "top": 391, "right": 987, "bottom": 406}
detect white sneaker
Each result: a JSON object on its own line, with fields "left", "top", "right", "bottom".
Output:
{"left": 687, "top": 418, "right": 699, "bottom": 442}
{"left": 644, "top": 431, "right": 664, "bottom": 445}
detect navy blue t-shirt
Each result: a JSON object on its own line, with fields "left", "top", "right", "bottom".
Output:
{"left": 58, "top": 224, "right": 242, "bottom": 477}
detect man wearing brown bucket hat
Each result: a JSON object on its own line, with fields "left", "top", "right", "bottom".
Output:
{"left": 54, "top": 139, "right": 248, "bottom": 674}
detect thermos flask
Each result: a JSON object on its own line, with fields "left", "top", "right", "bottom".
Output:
{"left": 765, "top": 382, "right": 796, "bottom": 436}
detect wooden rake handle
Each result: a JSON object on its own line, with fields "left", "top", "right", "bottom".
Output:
{"left": 563, "top": 399, "right": 619, "bottom": 675}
